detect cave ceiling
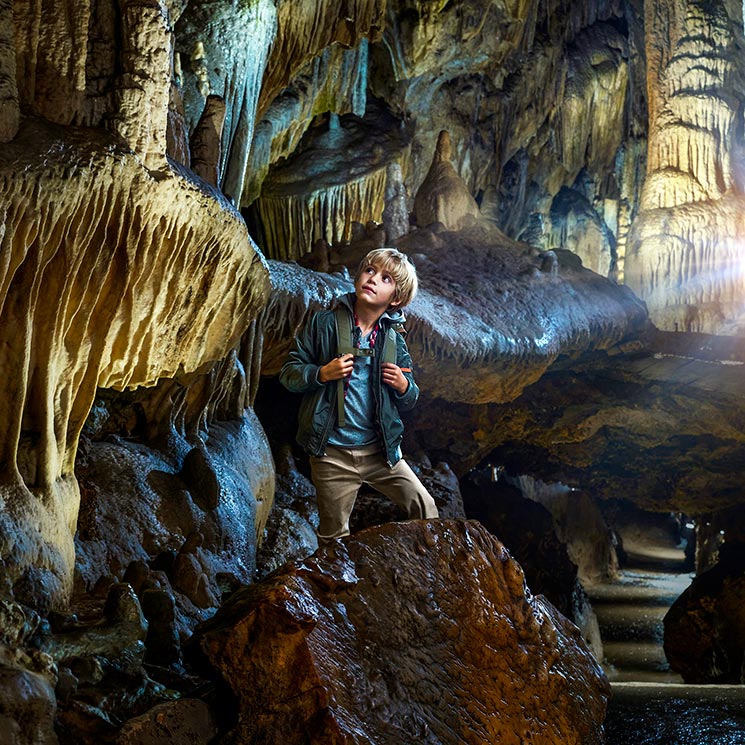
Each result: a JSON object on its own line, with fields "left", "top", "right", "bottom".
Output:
{"left": 2, "top": 0, "right": 745, "bottom": 607}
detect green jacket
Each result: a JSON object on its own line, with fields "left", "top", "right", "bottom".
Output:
{"left": 279, "top": 293, "right": 419, "bottom": 466}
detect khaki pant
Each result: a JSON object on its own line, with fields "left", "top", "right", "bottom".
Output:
{"left": 310, "top": 443, "right": 439, "bottom": 545}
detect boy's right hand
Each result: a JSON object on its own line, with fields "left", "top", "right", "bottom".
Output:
{"left": 318, "top": 354, "right": 354, "bottom": 382}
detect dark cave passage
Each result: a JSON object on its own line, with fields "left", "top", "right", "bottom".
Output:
{"left": 590, "top": 522, "right": 745, "bottom": 744}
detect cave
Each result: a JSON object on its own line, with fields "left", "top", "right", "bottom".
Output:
{"left": 2, "top": 0, "right": 745, "bottom": 742}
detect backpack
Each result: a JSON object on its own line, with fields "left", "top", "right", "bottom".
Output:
{"left": 333, "top": 306, "right": 405, "bottom": 427}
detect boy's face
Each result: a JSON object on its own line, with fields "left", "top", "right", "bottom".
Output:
{"left": 354, "top": 263, "right": 399, "bottom": 315}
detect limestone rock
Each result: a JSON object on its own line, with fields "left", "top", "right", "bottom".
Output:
{"left": 115, "top": 698, "right": 218, "bottom": 745}
{"left": 413, "top": 130, "right": 480, "bottom": 230}
{"left": 0, "top": 1, "right": 20, "bottom": 143}
{"left": 664, "top": 542, "right": 745, "bottom": 683}
{"left": 515, "top": 475, "right": 619, "bottom": 585}
{"left": 462, "top": 474, "right": 581, "bottom": 609}
{"left": 0, "top": 663, "right": 58, "bottom": 745}
{"left": 195, "top": 520, "right": 610, "bottom": 744}
{"left": 410, "top": 329, "right": 745, "bottom": 513}
{"left": 626, "top": 0, "right": 745, "bottom": 333}
{"left": 258, "top": 0, "right": 385, "bottom": 120}
{"left": 0, "top": 119, "right": 269, "bottom": 603}
{"left": 382, "top": 161, "right": 410, "bottom": 242}
{"left": 46, "top": 583, "right": 147, "bottom": 666}
{"left": 260, "top": 223, "right": 648, "bottom": 407}
{"left": 175, "top": 0, "right": 277, "bottom": 205}
{"left": 75, "top": 412, "right": 274, "bottom": 632}
{"left": 190, "top": 95, "right": 227, "bottom": 187}
{"left": 253, "top": 105, "right": 411, "bottom": 261}
{"left": 255, "top": 443, "right": 319, "bottom": 580}
{"left": 246, "top": 40, "right": 372, "bottom": 207}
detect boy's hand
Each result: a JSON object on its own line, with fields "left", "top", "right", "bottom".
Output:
{"left": 381, "top": 362, "right": 409, "bottom": 394}
{"left": 319, "top": 354, "right": 354, "bottom": 382}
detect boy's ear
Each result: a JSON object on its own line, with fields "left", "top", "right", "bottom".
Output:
{"left": 388, "top": 299, "right": 401, "bottom": 308}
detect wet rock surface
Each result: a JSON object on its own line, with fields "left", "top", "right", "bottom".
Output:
{"left": 0, "top": 663, "right": 58, "bottom": 745}
{"left": 664, "top": 542, "right": 745, "bottom": 684}
{"left": 461, "top": 469, "right": 603, "bottom": 659}
{"left": 113, "top": 698, "right": 218, "bottom": 745}
{"left": 195, "top": 520, "right": 610, "bottom": 744}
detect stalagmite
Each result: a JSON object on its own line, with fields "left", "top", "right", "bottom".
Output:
{"left": 413, "top": 130, "right": 480, "bottom": 230}
{"left": 190, "top": 95, "right": 227, "bottom": 187}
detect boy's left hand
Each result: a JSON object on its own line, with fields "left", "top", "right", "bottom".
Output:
{"left": 381, "top": 362, "right": 409, "bottom": 394}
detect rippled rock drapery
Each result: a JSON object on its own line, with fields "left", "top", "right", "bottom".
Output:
{"left": 253, "top": 104, "right": 411, "bottom": 261}
{"left": 237, "top": 0, "right": 386, "bottom": 207}
{"left": 0, "top": 120, "right": 270, "bottom": 605}
{"left": 626, "top": 0, "right": 745, "bottom": 333}
{"left": 195, "top": 520, "right": 610, "bottom": 744}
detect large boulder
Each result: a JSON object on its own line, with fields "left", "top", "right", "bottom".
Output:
{"left": 194, "top": 520, "right": 610, "bottom": 744}
{"left": 664, "top": 542, "right": 745, "bottom": 683}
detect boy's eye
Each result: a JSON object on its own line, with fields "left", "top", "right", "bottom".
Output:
{"left": 382, "top": 274, "right": 392, "bottom": 283}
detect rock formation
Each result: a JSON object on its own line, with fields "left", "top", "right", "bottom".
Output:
{"left": 260, "top": 225, "right": 648, "bottom": 407}
{"left": 413, "top": 129, "right": 481, "bottom": 230}
{"left": 195, "top": 520, "right": 611, "bottom": 744}
{"left": 664, "top": 542, "right": 745, "bottom": 683}
{"left": 0, "top": 119, "right": 269, "bottom": 606}
{"left": 626, "top": 0, "right": 745, "bottom": 333}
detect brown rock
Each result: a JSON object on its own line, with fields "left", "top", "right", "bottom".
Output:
{"left": 196, "top": 520, "right": 610, "bottom": 744}
{"left": 115, "top": 698, "right": 218, "bottom": 745}
{"left": 664, "top": 542, "right": 745, "bottom": 683}
{"left": 190, "top": 95, "right": 227, "bottom": 187}
{"left": 0, "top": 664, "right": 58, "bottom": 745}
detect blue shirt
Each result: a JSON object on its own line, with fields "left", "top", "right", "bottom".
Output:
{"left": 328, "top": 327, "right": 378, "bottom": 447}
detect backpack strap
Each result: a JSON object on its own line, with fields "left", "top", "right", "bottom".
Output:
{"left": 381, "top": 327, "right": 398, "bottom": 365}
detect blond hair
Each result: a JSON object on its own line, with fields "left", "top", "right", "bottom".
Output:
{"left": 356, "top": 247, "right": 418, "bottom": 308}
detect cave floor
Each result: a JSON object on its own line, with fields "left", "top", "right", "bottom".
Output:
{"left": 587, "top": 540, "right": 745, "bottom": 744}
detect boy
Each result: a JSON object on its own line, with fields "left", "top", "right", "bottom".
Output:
{"left": 279, "top": 247, "right": 439, "bottom": 545}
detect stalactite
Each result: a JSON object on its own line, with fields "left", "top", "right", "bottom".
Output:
{"left": 256, "top": 163, "right": 389, "bottom": 262}
{"left": 244, "top": 40, "right": 370, "bottom": 206}
{"left": 175, "top": 0, "right": 277, "bottom": 207}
